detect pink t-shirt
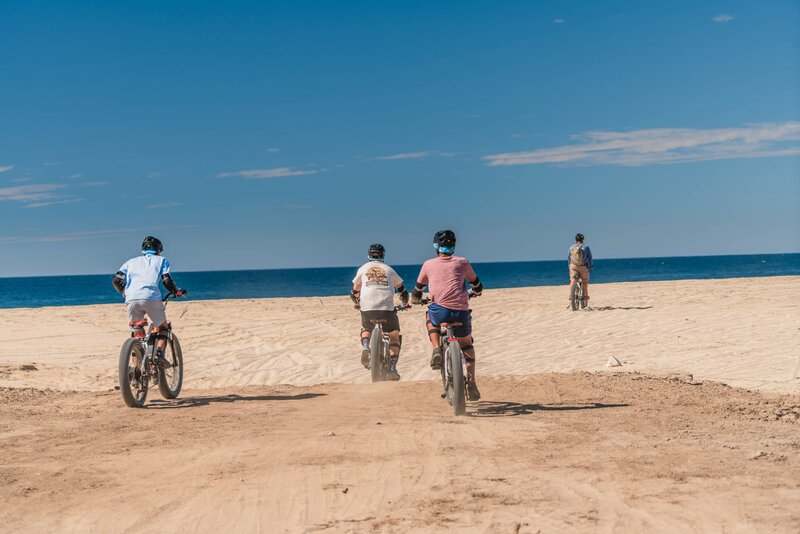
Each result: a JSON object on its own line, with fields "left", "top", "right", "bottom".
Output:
{"left": 416, "top": 255, "right": 477, "bottom": 311}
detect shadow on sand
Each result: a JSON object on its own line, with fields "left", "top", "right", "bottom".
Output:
{"left": 589, "top": 306, "right": 653, "bottom": 311}
{"left": 146, "top": 392, "right": 326, "bottom": 409}
{"left": 469, "top": 401, "right": 629, "bottom": 417}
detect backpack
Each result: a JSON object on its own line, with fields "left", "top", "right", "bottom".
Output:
{"left": 570, "top": 244, "right": 585, "bottom": 266}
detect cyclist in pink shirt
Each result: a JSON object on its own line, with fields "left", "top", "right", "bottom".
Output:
{"left": 411, "top": 230, "right": 483, "bottom": 400}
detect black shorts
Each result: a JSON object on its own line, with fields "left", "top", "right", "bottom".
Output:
{"left": 361, "top": 310, "right": 400, "bottom": 332}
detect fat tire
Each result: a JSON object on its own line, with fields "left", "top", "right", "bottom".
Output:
{"left": 449, "top": 342, "right": 466, "bottom": 416}
{"left": 158, "top": 334, "right": 184, "bottom": 399}
{"left": 369, "top": 326, "right": 383, "bottom": 383}
{"left": 119, "top": 338, "right": 147, "bottom": 408}
{"left": 570, "top": 279, "right": 582, "bottom": 311}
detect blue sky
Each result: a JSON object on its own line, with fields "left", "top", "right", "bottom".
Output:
{"left": 1, "top": 1, "right": 798, "bottom": 276}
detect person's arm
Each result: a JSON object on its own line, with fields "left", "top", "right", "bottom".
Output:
{"left": 350, "top": 270, "right": 362, "bottom": 305}
{"left": 159, "top": 258, "right": 183, "bottom": 296}
{"left": 411, "top": 265, "right": 427, "bottom": 304}
{"left": 112, "top": 262, "right": 128, "bottom": 295}
{"left": 585, "top": 246, "right": 593, "bottom": 269}
{"left": 392, "top": 270, "right": 409, "bottom": 306}
{"left": 465, "top": 260, "right": 483, "bottom": 296}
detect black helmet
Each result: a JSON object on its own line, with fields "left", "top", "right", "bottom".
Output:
{"left": 433, "top": 230, "right": 456, "bottom": 253}
{"left": 368, "top": 243, "right": 385, "bottom": 261}
{"left": 575, "top": 233, "right": 585, "bottom": 243}
{"left": 142, "top": 236, "right": 163, "bottom": 254}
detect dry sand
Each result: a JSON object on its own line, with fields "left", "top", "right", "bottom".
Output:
{"left": 1, "top": 276, "right": 799, "bottom": 532}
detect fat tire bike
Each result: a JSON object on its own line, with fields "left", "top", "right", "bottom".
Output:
{"left": 363, "top": 305, "right": 408, "bottom": 383}
{"left": 118, "top": 292, "right": 187, "bottom": 408}
{"left": 570, "top": 272, "right": 588, "bottom": 311}
{"left": 423, "top": 292, "right": 477, "bottom": 416}
{"left": 439, "top": 322, "right": 468, "bottom": 416}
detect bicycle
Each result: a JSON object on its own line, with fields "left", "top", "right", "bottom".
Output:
{"left": 422, "top": 292, "right": 476, "bottom": 416}
{"left": 118, "top": 292, "right": 187, "bottom": 408}
{"left": 570, "top": 272, "right": 587, "bottom": 311}
{"left": 360, "top": 305, "right": 408, "bottom": 383}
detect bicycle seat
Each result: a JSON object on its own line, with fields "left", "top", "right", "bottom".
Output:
{"left": 439, "top": 322, "right": 463, "bottom": 327}
{"left": 128, "top": 319, "right": 148, "bottom": 327}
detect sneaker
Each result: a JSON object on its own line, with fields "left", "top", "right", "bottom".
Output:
{"left": 387, "top": 358, "right": 400, "bottom": 381}
{"left": 361, "top": 348, "right": 371, "bottom": 369}
{"left": 153, "top": 350, "right": 169, "bottom": 367}
{"left": 430, "top": 347, "right": 443, "bottom": 370}
{"left": 130, "top": 368, "right": 142, "bottom": 389}
{"left": 466, "top": 382, "right": 481, "bottom": 401}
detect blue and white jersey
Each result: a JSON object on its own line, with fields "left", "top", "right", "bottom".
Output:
{"left": 118, "top": 254, "right": 171, "bottom": 302}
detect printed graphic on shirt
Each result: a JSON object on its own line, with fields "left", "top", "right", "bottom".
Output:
{"left": 353, "top": 261, "right": 403, "bottom": 312}
{"left": 365, "top": 266, "right": 389, "bottom": 287}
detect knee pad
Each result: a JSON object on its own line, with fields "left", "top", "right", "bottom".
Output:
{"left": 461, "top": 344, "right": 474, "bottom": 353}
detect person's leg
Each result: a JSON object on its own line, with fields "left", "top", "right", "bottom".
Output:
{"left": 126, "top": 302, "right": 146, "bottom": 368}
{"left": 457, "top": 335, "right": 476, "bottom": 380}
{"left": 359, "top": 312, "right": 373, "bottom": 369}
{"left": 569, "top": 267, "right": 577, "bottom": 299}
{"left": 425, "top": 311, "right": 441, "bottom": 349}
{"left": 388, "top": 331, "right": 401, "bottom": 358}
{"left": 426, "top": 310, "right": 443, "bottom": 369}
{"left": 581, "top": 266, "right": 590, "bottom": 300}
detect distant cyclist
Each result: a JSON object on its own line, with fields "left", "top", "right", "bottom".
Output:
{"left": 112, "top": 236, "right": 186, "bottom": 366}
{"left": 351, "top": 244, "right": 409, "bottom": 380}
{"left": 568, "top": 233, "right": 593, "bottom": 304}
{"left": 412, "top": 230, "right": 483, "bottom": 400}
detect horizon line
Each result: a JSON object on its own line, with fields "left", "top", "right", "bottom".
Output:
{"left": 1, "top": 251, "right": 798, "bottom": 280}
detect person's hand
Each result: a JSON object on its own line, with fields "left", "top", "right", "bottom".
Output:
{"left": 175, "top": 289, "right": 188, "bottom": 297}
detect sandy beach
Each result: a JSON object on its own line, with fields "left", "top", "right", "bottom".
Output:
{"left": 1, "top": 276, "right": 799, "bottom": 532}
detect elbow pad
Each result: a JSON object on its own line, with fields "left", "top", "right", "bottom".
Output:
{"left": 470, "top": 277, "right": 483, "bottom": 295}
{"left": 112, "top": 272, "right": 126, "bottom": 294}
{"left": 162, "top": 274, "right": 179, "bottom": 294}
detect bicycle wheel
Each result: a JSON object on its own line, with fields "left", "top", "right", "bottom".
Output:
{"left": 369, "top": 326, "right": 384, "bottom": 383}
{"left": 570, "top": 278, "right": 582, "bottom": 311}
{"left": 448, "top": 342, "right": 466, "bottom": 416}
{"left": 158, "top": 333, "right": 184, "bottom": 399}
{"left": 119, "top": 338, "right": 147, "bottom": 408}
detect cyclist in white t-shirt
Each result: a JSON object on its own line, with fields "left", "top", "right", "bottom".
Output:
{"left": 112, "top": 236, "right": 186, "bottom": 366}
{"left": 351, "top": 244, "right": 409, "bottom": 380}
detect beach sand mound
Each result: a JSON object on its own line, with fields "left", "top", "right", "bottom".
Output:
{"left": 1, "top": 372, "right": 798, "bottom": 533}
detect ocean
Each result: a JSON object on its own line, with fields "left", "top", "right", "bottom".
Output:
{"left": 0, "top": 253, "right": 797, "bottom": 309}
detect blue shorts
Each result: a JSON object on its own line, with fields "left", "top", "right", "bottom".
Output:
{"left": 427, "top": 303, "right": 472, "bottom": 338}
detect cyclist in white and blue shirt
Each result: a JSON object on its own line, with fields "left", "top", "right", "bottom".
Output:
{"left": 113, "top": 236, "right": 185, "bottom": 365}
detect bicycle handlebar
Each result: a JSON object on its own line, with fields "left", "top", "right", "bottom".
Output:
{"left": 162, "top": 289, "right": 189, "bottom": 303}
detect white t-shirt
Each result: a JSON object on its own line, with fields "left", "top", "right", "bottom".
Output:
{"left": 118, "top": 253, "right": 171, "bottom": 303}
{"left": 352, "top": 261, "right": 403, "bottom": 311}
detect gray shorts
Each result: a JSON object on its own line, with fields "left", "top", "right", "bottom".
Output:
{"left": 126, "top": 299, "right": 167, "bottom": 327}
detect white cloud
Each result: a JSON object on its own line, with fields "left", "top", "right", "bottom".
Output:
{"left": 712, "top": 13, "right": 734, "bottom": 23}
{"left": 372, "top": 151, "right": 437, "bottom": 161}
{"left": 23, "top": 198, "right": 85, "bottom": 209}
{"left": 67, "top": 173, "right": 82, "bottom": 179}
{"left": 83, "top": 181, "right": 108, "bottom": 187}
{"left": 217, "top": 167, "right": 318, "bottom": 179}
{"left": 0, "top": 228, "right": 138, "bottom": 244}
{"left": 284, "top": 204, "right": 313, "bottom": 209}
{"left": 0, "top": 165, "right": 13, "bottom": 173}
{"left": 553, "top": 19, "right": 565, "bottom": 24}
{"left": 267, "top": 148, "right": 281, "bottom": 153}
{"left": 0, "top": 183, "right": 66, "bottom": 203}
{"left": 483, "top": 122, "right": 800, "bottom": 167}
